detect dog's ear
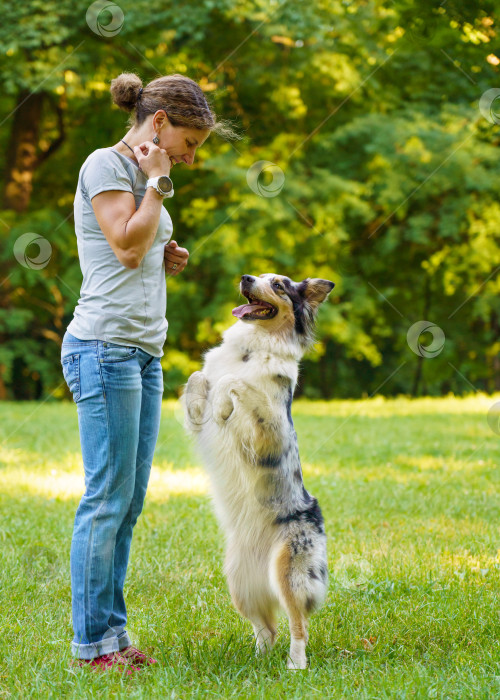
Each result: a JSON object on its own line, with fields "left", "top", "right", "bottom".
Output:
{"left": 299, "top": 278, "right": 335, "bottom": 309}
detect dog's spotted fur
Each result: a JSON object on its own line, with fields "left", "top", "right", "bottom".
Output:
{"left": 182, "top": 273, "right": 334, "bottom": 669}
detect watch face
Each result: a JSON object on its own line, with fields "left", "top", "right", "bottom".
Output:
{"left": 158, "top": 176, "right": 173, "bottom": 194}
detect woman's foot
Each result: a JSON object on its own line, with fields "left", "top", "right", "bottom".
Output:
{"left": 72, "top": 651, "right": 140, "bottom": 674}
{"left": 120, "top": 645, "right": 158, "bottom": 665}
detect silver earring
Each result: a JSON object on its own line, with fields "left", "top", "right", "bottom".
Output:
{"left": 153, "top": 134, "right": 160, "bottom": 145}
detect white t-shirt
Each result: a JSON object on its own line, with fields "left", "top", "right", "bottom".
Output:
{"left": 67, "top": 147, "right": 173, "bottom": 357}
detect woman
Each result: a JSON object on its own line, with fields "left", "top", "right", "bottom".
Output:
{"left": 61, "top": 72, "right": 232, "bottom": 673}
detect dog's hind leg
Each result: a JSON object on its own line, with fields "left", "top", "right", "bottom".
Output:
{"left": 228, "top": 585, "right": 277, "bottom": 654}
{"left": 272, "top": 543, "right": 310, "bottom": 669}
{"left": 250, "top": 613, "right": 277, "bottom": 655}
{"left": 225, "top": 556, "right": 277, "bottom": 655}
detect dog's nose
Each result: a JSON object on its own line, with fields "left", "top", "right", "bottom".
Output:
{"left": 241, "top": 275, "right": 255, "bottom": 284}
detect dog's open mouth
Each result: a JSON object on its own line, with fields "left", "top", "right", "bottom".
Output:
{"left": 232, "top": 292, "right": 278, "bottom": 320}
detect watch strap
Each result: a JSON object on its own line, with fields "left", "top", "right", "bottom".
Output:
{"left": 146, "top": 176, "right": 174, "bottom": 198}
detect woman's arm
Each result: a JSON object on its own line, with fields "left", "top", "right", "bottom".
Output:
{"left": 91, "top": 141, "right": 171, "bottom": 269}
{"left": 92, "top": 188, "right": 165, "bottom": 269}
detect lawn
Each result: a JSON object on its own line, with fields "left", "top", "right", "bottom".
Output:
{"left": 1, "top": 393, "right": 500, "bottom": 699}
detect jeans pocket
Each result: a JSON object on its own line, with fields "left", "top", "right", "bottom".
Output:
{"left": 101, "top": 341, "right": 139, "bottom": 363}
{"left": 62, "top": 354, "right": 81, "bottom": 402}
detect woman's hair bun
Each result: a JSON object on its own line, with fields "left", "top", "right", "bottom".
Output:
{"left": 110, "top": 73, "right": 143, "bottom": 112}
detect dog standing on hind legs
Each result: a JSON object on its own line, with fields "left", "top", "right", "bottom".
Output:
{"left": 182, "top": 273, "right": 335, "bottom": 669}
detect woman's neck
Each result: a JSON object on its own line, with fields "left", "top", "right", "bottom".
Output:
{"left": 112, "top": 128, "right": 148, "bottom": 164}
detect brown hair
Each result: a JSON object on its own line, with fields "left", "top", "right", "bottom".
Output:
{"left": 110, "top": 72, "right": 239, "bottom": 140}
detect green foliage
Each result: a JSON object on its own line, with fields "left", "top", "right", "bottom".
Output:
{"left": 0, "top": 0, "right": 498, "bottom": 398}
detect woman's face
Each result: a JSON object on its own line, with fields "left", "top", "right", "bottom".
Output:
{"left": 152, "top": 111, "right": 210, "bottom": 167}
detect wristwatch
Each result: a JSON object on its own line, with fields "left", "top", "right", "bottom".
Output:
{"left": 146, "top": 175, "right": 174, "bottom": 198}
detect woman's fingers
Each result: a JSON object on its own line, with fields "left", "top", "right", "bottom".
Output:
{"left": 165, "top": 259, "right": 187, "bottom": 276}
{"left": 166, "top": 246, "right": 189, "bottom": 259}
{"left": 133, "top": 143, "right": 171, "bottom": 177}
{"left": 164, "top": 242, "right": 189, "bottom": 276}
{"left": 164, "top": 243, "right": 189, "bottom": 263}
{"left": 165, "top": 252, "right": 187, "bottom": 264}
{"left": 136, "top": 141, "right": 159, "bottom": 154}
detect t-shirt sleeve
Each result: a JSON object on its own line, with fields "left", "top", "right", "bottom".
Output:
{"left": 82, "top": 150, "right": 134, "bottom": 200}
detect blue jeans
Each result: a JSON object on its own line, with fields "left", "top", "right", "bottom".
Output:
{"left": 61, "top": 330, "right": 164, "bottom": 659}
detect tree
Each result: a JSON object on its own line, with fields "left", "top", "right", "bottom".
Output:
{"left": 0, "top": 0, "right": 498, "bottom": 399}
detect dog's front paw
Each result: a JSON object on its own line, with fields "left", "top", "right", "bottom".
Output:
{"left": 184, "top": 371, "right": 210, "bottom": 429}
{"left": 213, "top": 392, "right": 234, "bottom": 423}
{"left": 212, "top": 374, "right": 238, "bottom": 424}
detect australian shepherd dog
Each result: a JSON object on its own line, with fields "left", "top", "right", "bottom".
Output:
{"left": 182, "top": 273, "right": 335, "bottom": 669}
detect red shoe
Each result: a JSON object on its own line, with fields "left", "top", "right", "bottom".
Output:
{"left": 120, "top": 645, "right": 158, "bottom": 666}
{"left": 72, "top": 651, "right": 140, "bottom": 674}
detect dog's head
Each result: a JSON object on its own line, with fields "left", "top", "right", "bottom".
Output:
{"left": 232, "top": 274, "right": 335, "bottom": 346}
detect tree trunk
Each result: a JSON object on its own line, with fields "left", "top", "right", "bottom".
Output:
{"left": 411, "top": 354, "right": 423, "bottom": 397}
{"left": 0, "top": 367, "right": 7, "bottom": 400}
{"left": 3, "top": 90, "right": 45, "bottom": 212}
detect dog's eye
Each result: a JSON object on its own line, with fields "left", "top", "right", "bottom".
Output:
{"left": 273, "top": 282, "right": 284, "bottom": 292}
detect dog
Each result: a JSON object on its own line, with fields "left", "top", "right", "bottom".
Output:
{"left": 182, "top": 273, "right": 335, "bottom": 669}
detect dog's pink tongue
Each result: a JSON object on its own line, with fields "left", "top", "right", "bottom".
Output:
{"left": 232, "top": 303, "right": 266, "bottom": 318}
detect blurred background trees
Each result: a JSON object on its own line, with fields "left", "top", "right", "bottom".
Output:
{"left": 0, "top": 0, "right": 498, "bottom": 400}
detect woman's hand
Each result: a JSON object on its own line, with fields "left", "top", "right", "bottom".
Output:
{"left": 164, "top": 240, "right": 189, "bottom": 276}
{"left": 133, "top": 141, "right": 172, "bottom": 178}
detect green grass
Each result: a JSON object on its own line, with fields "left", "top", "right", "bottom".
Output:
{"left": 1, "top": 393, "right": 500, "bottom": 699}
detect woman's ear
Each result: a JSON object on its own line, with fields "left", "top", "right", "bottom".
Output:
{"left": 153, "top": 109, "right": 169, "bottom": 130}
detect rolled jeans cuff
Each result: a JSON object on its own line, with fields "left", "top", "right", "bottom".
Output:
{"left": 117, "top": 630, "right": 132, "bottom": 651}
{"left": 71, "top": 630, "right": 132, "bottom": 660}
